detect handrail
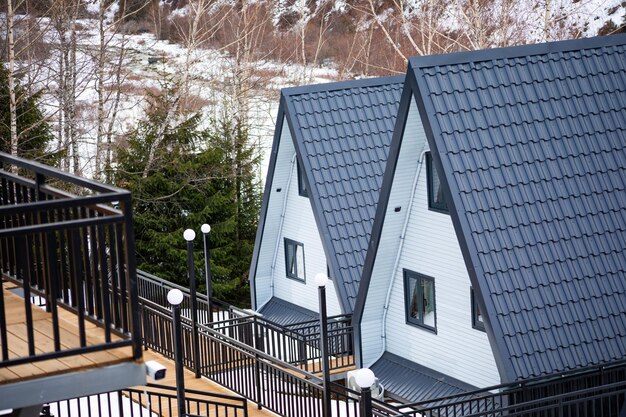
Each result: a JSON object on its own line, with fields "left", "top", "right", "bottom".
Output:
{"left": 0, "top": 152, "right": 142, "bottom": 366}
{"left": 44, "top": 383, "right": 248, "bottom": 417}
{"left": 0, "top": 151, "right": 128, "bottom": 194}
{"left": 141, "top": 297, "right": 321, "bottom": 380}
{"left": 140, "top": 296, "right": 399, "bottom": 417}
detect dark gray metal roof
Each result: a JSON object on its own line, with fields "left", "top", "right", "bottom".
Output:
{"left": 258, "top": 297, "right": 317, "bottom": 326}
{"left": 371, "top": 352, "right": 477, "bottom": 403}
{"left": 250, "top": 76, "right": 403, "bottom": 314}
{"left": 285, "top": 77, "right": 403, "bottom": 313}
{"left": 401, "top": 35, "right": 626, "bottom": 381}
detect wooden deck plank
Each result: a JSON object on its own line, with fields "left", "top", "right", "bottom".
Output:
{"left": 0, "top": 287, "right": 136, "bottom": 386}
{"left": 138, "top": 350, "right": 278, "bottom": 417}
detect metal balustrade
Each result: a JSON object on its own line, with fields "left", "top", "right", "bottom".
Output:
{"left": 137, "top": 270, "right": 355, "bottom": 373}
{"left": 397, "top": 359, "right": 626, "bottom": 417}
{"left": 45, "top": 383, "right": 248, "bottom": 417}
{"left": 140, "top": 297, "right": 399, "bottom": 417}
{"left": 0, "top": 152, "right": 142, "bottom": 367}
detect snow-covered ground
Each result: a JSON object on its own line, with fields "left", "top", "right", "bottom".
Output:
{"left": 12, "top": 0, "right": 624, "bottom": 182}
{"left": 27, "top": 11, "right": 338, "bottom": 182}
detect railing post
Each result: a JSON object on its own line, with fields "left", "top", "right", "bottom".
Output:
{"left": 252, "top": 317, "right": 263, "bottom": 410}
{"left": 184, "top": 229, "right": 201, "bottom": 378}
{"left": 315, "top": 273, "right": 331, "bottom": 417}
{"left": 168, "top": 289, "right": 187, "bottom": 417}
{"left": 201, "top": 223, "right": 213, "bottom": 323}
{"left": 355, "top": 368, "right": 376, "bottom": 417}
{"left": 122, "top": 197, "right": 143, "bottom": 360}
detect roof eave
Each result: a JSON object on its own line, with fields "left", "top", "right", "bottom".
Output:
{"left": 248, "top": 98, "right": 287, "bottom": 310}
{"left": 352, "top": 72, "right": 416, "bottom": 365}
{"left": 407, "top": 60, "right": 516, "bottom": 383}
{"left": 282, "top": 92, "right": 353, "bottom": 314}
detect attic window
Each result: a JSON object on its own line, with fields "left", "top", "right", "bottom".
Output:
{"left": 471, "top": 288, "right": 485, "bottom": 332}
{"left": 297, "top": 161, "right": 308, "bottom": 197}
{"left": 285, "top": 238, "right": 305, "bottom": 282}
{"left": 404, "top": 270, "right": 436, "bottom": 332}
{"left": 426, "top": 152, "right": 448, "bottom": 214}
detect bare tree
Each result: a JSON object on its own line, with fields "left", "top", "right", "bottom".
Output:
{"left": 142, "top": 0, "right": 226, "bottom": 177}
{"left": 3, "top": 0, "right": 54, "bottom": 160}
{"left": 6, "top": 0, "right": 18, "bottom": 158}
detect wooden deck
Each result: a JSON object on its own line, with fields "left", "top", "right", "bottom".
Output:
{"left": 139, "top": 350, "right": 278, "bottom": 417}
{"left": 1, "top": 283, "right": 276, "bottom": 417}
{"left": 0, "top": 283, "right": 134, "bottom": 385}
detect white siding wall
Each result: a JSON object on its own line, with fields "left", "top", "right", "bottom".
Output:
{"left": 361, "top": 101, "right": 427, "bottom": 365}
{"left": 362, "top": 101, "right": 500, "bottom": 388}
{"left": 254, "top": 119, "right": 342, "bottom": 316}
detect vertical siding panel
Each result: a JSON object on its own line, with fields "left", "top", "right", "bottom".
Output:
{"left": 254, "top": 121, "right": 342, "bottom": 315}
{"left": 362, "top": 102, "right": 500, "bottom": 388}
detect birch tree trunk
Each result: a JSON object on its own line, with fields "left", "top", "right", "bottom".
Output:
{"left": 7, "top": 0, "right": 18, "bottom": 159}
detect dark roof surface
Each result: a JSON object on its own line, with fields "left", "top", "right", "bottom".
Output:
{"left": 408, "top": 35, "right": 626, "bottom": 380}
{"left": 283, "top": 76, "right": 404, "bottom": 313}
{"left": 371, "top": 352, "right": 477, "bottom": 403}
{"left": 258, "top": 297, "right": 317, "bottom": 326}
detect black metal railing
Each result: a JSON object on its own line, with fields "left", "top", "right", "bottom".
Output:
{"left": 140, "top": 297, "right": 399, "bottom": 417}
{"left": 137, "top": 269, "right": 249, "bottom": 323}
{"left": 208, "top": 314, "right": 353, "bottom": 373}
{"left": 137, "top": 270, "right": 355, "bottom": 373}
{"left": 396, "top": 360, "right": 626, "bottom": 417}
{"left": 46, "top": 383, "right": 248, "bottom": 417}
{"left": 0, "top": 152, "right": 142, "bottom": 366}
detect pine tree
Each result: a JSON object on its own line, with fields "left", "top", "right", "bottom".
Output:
{"left": 115, "top": 84, "right": 260, "bottom": 307}
{"left": 0, "top": 62, "right": 54, "bottom": 161}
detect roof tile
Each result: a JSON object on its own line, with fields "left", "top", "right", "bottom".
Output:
{"left": 410, "top": 36, "right": 626, "bottom": 379}
{"left": 287, "top": 78, "right": 403, "bottom": 312}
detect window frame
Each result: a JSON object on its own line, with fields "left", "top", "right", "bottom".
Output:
{"left": 284, "top": 238, "right": 305, "bottom": 282}
{"left": 471, "top": 287, "right": 486, "bottom": 332}
{"left": 426, "top": 152, "right": 449, "bottom": 214}
{"left": 404, "top": 270, "right": 437, "bottom": 333}
{"left": 297, "top": 161, "right": 308, "bottom": 197}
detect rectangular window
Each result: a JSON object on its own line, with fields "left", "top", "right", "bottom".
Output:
{"left": 297, "top": 161, "right": 308, "bottom": 197}
{"left": 285, "top": 238, "right": 305, "bottom": 282}
{"left": 426, "top": 152, "right": 448, "bottom": 213}
{"left": 471, "top": 288, "right": 485, "bottom": 331}
{"left": 404, "top": 270, "right": 436, "bottom": 332}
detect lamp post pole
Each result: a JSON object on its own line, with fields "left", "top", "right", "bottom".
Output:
{"left": 315, "top": 273, "right": 332, "bottom": 417}
{"left": 184, "top": 229, "right": 201, "bottom": 378}
{"left": 168, "top": 289, "right": 186, "bottom": 417}
{"left": 201, "top": 223, "right": 213, "bottom": 323}
{"left": 355, "top": 368, "right": 376, "bottom": 417}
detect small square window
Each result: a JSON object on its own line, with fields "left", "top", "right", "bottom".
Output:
{"left": 285, "top": 238, "right": 305, "bottom": 282}
{"left": 404, "top": 270, "right": 436, "bottom": 332}
{"left": 297, "top": 161, "right": 308, "bottom": 197}
{"left": 426, "top": 152, "right": 448, "bottom": 214}
{"left": 471, "top": 288, "right": 485, "bottom": 332}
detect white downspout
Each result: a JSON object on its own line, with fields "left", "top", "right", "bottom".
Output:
{"left": 365, "top": 149, "right": 428, "bottom": 368}
{"left": 257, "top": 152, "right": 297, "bottom": 312}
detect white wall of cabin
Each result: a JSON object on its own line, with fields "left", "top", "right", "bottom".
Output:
{"left": 254, "top": 117, "right": 343, "bottom": 316}
{"left": 361, "top": 100, "right": 500, "bottom": 388}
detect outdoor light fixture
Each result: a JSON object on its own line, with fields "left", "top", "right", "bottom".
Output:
{"left": 183, "top": 228, "right": 196, "bottom": 241}
{"left": 315, "top": 272, "right": 329, "bottom": 288}
{"left": 316, "top": 271, "right": 331, "bottom": 417}
{"left": 183, "top": 228, "right": 201, "bottom": 377}
{"left": 355, "top": 368, "right": 376, "bottom": 417}
{"left": 354, "top": 368, "right": 376, "bottom": 389}
{"left": 167, "top": 288, "right": 184, "bottom": 306}
{"left": 201, "top": 223, "right": 213, "bottom": 321}
{"left": 167, "top": 288, "right": 186, "bottom": 416}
